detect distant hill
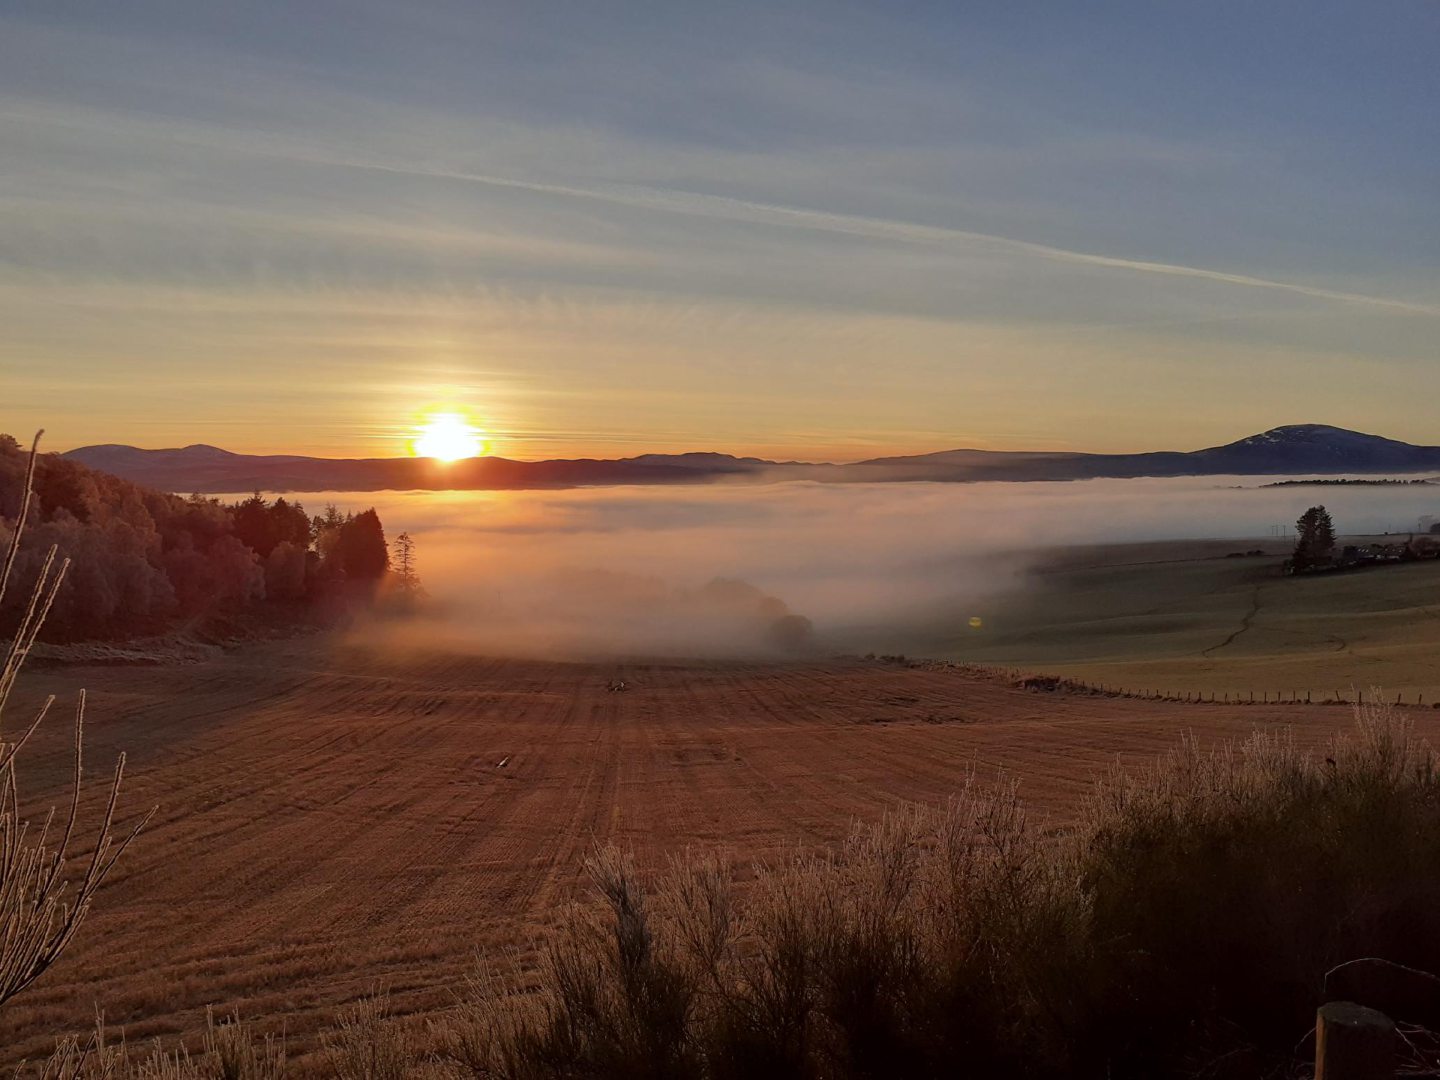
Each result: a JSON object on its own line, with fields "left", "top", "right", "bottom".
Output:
{"left": 853, "top": 425, "right": 1440, "bottom": 481}
{"left": 60, "top": 444, "right": 782, "bottom": 493}
{"left": 63, "top": 425, "right": 1440, "bottom": 494}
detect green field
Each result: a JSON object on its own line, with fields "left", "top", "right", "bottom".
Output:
{"left": 925, "top": 537, "right": 1440, "bottom": 700}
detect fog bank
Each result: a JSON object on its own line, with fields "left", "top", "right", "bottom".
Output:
{"left": 284, "top": 476, "right": 1440, "bottom": 659}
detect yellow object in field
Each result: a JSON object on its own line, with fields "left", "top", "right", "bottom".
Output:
{"left": 969, "top": 616, "right": 984, "bottom": 629}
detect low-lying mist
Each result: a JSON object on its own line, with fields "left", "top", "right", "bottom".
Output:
{"left": 288, "top": 476, "right": 1440, "bottom": 660}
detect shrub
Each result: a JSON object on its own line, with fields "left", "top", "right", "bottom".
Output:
{"left": 322, "top": 991, "right": 414, "bottom": 1080}
{"left": 438, "top": 701, "right": 1440, "bottom": 1080}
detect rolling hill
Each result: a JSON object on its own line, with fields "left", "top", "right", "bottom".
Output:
{"left": 62, "top": 424, "right": 1440, "bottom": 494}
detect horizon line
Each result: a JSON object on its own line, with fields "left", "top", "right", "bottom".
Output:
{"left": 55, "top": 422, "right": 1432, "bottom": 466}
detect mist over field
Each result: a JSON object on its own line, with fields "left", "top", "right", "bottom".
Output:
{"left": 281, "top": 476, "right": 1440, "bottom": 659}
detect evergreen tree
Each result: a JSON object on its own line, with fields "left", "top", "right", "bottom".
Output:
{"left": 311, "top": 504, "right": 349, "bottom": 571}
{"left": 232, "top": 491, "right": 278, "bottom": 558}
{"left": 1293, "top": 505, "right": 1336, "bottom": 570}
{"left": 393, "top": 531, "right": 420, "bottom": 593}
{"left": 269, "top": 497, "right": 311, "bottom": 549}
{"left": 337, "top": 508, "right": 389, "bottom": 580}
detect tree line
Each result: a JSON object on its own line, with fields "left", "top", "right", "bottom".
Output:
{"left": 0, "top": 434, "right": 403, "bottom": 641}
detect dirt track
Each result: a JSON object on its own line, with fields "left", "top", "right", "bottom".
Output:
{"left": 0, "top": 638, "right": 1416, "bottom": 1062}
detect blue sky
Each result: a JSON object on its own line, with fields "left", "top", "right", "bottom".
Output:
{"left": 2, "top": 1, "right": 1437, "bottom": 458}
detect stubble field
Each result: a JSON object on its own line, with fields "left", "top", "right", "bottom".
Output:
{"left": 3, "top": 637, "right": 1425, "bottom": 1066}
{"left": 934, "top": 538, "right": 1440, "bottom": 699}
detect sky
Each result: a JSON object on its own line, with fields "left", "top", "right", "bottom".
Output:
{"left": 1, "top": 0, "right": 1437, "bottom": 461}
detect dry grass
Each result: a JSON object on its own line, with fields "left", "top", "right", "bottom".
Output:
{"left": 944, "top": 537, "right": 1440, "bottom": 700}
{"left": 427, "top": 700, "right": 1440, "bottom": 1080}
{"left": 27, "top": 1008, "right": 286, "bottom": 1080}
{"left": 321, "top": 993, "right": 413, "bottom": 1080}
{"left": 8, "top": 664, "right": 1435, "bottom": 1077}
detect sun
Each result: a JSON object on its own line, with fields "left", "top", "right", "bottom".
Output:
{"left": 412, "top": 412, "right": 485, "bottom": 462}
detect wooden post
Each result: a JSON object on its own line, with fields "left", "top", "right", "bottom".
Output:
{"left": 1315, "top": 1001, "right": 1395, "bottom": 1080}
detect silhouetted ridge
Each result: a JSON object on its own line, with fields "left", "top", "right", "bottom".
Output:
{"left": 65, "top": 424, "right": 1440, "bottom": 493}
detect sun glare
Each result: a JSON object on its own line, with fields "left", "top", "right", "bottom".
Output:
{"left": 413, "top": 413, "right": 485, "bottom": 462}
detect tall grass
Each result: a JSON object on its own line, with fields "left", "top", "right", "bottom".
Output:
{"left": 436, "top": 701, "right": 1440, "bottom": 1080}
{"left": 33, "top": 1008, "right": 286, "bottom": 1080}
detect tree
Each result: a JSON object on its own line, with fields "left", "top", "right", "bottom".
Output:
{"left": 393, "top": 531, "right": 421, "bottom": 594}
{"left": 336, "top": 508, "right": 389, "bottom": 580}
{"left": 231, "top": 491, "right": 278, "bottom": 558}
{"left": 265, "top": 540, "right": 308, "bottom": 601}
{"left": 1293, "top": 505, "right": 1337, "bottom": 570}
{"left": 269, "top": 497, "right": 311, "bottom": 549}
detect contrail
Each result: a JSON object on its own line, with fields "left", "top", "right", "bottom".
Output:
{"left": 318, "top": 159, "right": 1440, "bottom": 317}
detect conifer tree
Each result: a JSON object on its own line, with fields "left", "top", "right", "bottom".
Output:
{"left": 394, "top": 531, "right": 420, "bottom": 593}
{"left": 1293, "top": 505, "right": 1336, "bottom": 569}
{"left": 337, "top": 508, "right": 389, "bottom": 579}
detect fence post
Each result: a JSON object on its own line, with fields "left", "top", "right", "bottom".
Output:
{"left": 1314, "top": 1001, "right": 1395, "bottom": 1080}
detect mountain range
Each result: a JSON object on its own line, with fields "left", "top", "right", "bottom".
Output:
{"left": 64, "top": 425, "right": 1440, "bottom": 494}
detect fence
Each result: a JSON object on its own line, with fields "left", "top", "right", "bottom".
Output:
{"left": 862, "top": 656, "right": 1437, "bottom": 709}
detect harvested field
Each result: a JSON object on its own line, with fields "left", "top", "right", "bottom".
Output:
{"left": 936, "top": 538, "right": 1440, "bottom": 699}
{"left": 3, "top": 638, "right": 1432, "bottom": 1065}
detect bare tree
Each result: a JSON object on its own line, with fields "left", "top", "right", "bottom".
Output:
{"left": 0, "top": 432, "right": 152, "bottom": 1009}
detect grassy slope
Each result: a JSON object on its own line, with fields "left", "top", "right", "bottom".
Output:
{"left": 937, "top": 537, "right": 1440, "bottom": 698}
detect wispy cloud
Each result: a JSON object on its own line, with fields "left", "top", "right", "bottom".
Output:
{"left": 5, "top": 97, "right": 1435, "bottom": 317}
{"left": 327, "top": 161, "right": 1440, "bottom": 316}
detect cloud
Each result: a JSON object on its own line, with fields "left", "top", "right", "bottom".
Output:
{"left": 5, "top": 91, "right": 1437, "bottom": 320}
{"left": 299, "top": 162, "right": 1440, "bottom": 317}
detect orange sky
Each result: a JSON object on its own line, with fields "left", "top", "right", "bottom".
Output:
{"left": 4, "top": 4, "right": 1438, "bottom": 462}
